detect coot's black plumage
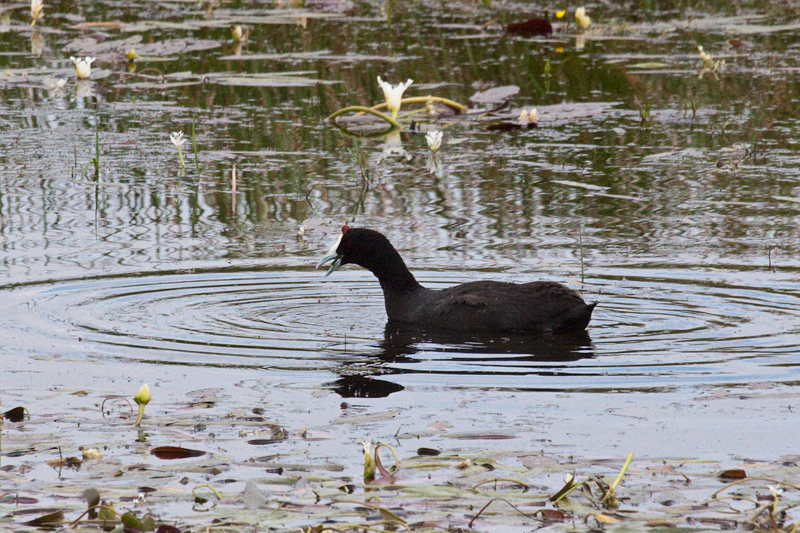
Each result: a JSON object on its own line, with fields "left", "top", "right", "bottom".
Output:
{"left": 317, "top": 227, "right": 596, "bottom": 334}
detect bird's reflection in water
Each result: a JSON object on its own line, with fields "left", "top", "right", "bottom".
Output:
{"left": 379, "top": 321, "right": 594, "bottom": 363}
{"left": 330, "top": 375, "right": 404, "bottom": 398}
{"left": 328, "top": 322, "right": 594, "bottom": 398}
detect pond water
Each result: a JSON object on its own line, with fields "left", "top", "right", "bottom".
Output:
{"left": 2, "top": 0, "right": 800, "bottom": 528}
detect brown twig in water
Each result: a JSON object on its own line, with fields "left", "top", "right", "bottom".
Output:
{"left": 468, "top": 497, "right": 541, "bottom": 528}
{"left": 305, "top": 184, "right": 315, "bottom": 208}
{"left": 472, "top": 478, "right": 532, "bottom": 491}
{"left": 100, "top": 396, "right": 134, "bottom": 418}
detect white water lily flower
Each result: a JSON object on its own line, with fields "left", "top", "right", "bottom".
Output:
{"left": 377, "top": 76, "right": 413, "bottom": 120}
{"left": 170, "top": 131, "right": 187, "bottom": 148}
{"left": 31, "top": 0, "right": 44, "bottom": 26}
{"left": 231, "top": 24, "right": 243, "bottom": 41}
{"left": 170, "top": 132, "right": 187, "bottom": 168}
{"left": 426, "top": 130, "right": 442, "bottom": 152}
{"left": 575, "top": 7, "right": 591, "bottom": 30}
{"left": 517, "top": 108, "right": 538, "bottom": 125}
{"left": 70, "top": 56, "right": 96, "bottom": 80}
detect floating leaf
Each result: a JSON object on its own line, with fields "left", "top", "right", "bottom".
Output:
{"left": 211, "top": 74, "right": 332, "bottom": 87}
{"left": 417, "top": 447, "right": 441, "bottom": 456}
{"left": 46, "top": 457, "right": 82, "bottom": 468}
{"left": 156, "top": 525, "right": 182, "bottom": 533}
{"left": 150, "top": 446, "right": 207, "bottom": 460}
{"left": 334, "top": 410, "right": 400, "bottom": 424}
{"left": 83, "top": 488, "right": 100, "bottom": 520}
{"left": 587, "top": 512, "right": 620, "bottom": 524}
{"left": 449, "top": 433, "right": 516, "bottom": 440}
{"left": 25, "top": 509, "right": 64, "bottom": 526}
{"left": 506, "top": 17, "right": 553, "bottom": 36}
{"left": 71, "top": 21, "right": 127, "bottom": 30}
{"left": 718, "top": 469, "right": 747, "bottom": 480}
{"left": 470, "top": 85, "right": 520, "bottom": 104}
{"left": 628, "top": 62, "right": 669, "bottom": 68}
{"left": 3, "top": 406, "right": 27, "bottom": 422}
{"left": 120, "top": 511, "right": 142, "bottom": 529}
{"left": 540, "top": 509, "right": 567, "bottom": 520}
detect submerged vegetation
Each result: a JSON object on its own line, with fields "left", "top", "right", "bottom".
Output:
{"left": 4, "top": 394, "right": 800, "bottom": 531}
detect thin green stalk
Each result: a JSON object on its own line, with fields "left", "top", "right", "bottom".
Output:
{"left": 372, "top": 96, "right": 468, "bottom": 114}
{"left": 327, "top": 106, "right": 401, "bottom": 129}
{"left": 92, "top": 102, "right": 100, "bottom": 178}
{"left": 579, "top": 225, "right": 584, "bottom": 283}
{"left": 191, "top": 117, "right": 200, "bottom": 171}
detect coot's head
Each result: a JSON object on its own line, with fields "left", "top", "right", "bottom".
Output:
{"left": 316, "top": 226, "right": 395, "bottom": 277}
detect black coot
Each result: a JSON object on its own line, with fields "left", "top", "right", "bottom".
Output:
{"left": 317, "top": 226, "right": 596, "bottom": 334}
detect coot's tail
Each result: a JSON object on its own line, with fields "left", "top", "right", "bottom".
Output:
{"left": 554, "top": 302, "right": 597, "bottom": 334}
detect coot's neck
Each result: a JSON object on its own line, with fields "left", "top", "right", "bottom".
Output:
{"left": 366, "top": 244, "right": 423, "bottom": 293}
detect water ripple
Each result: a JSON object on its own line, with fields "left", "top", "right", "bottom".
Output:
{"left": 2, "top": 266, "right": 798, "bottom": 391}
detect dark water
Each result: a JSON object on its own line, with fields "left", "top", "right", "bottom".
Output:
{"left": 2, "top": 0, "right": 800, "bottom": 466}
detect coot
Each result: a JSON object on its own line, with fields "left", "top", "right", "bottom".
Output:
{"left": 317, "top": 227, "right": 595, "bottom": 334}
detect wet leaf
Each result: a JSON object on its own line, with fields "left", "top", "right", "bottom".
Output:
{"left": 540, "top": 508, "right": 567, "bottom": 519}
{"left": 247, "top": 438, "right": 282, "bottom": 445}
{"left": 4, "top": 406, "right": 27, "bottom": 422}
{"left": 587, "top": 512, "right": 620, "bottom": 524}
{"left": 470, "top": 85, "right": 520, "bottom": 104}
{"left": 98, "top": 500, "right": 117, "bottom": 522}
{"left": 628, "top": 62, "right": 669, "bottom": 68}
{"left": 242, "top": 481, "right": 268, "bottom": 508}
{"left": 211, "top": 74, "right": 332, "bottom": 88}
{"left": 486, "top": 122, "right": 527, "bottom": 132}
{"left": 645, "top": 519, "right": 677, "bottom": 527}
{"left": 71, "top": 21, "right": 127, "bottom": 30}
{"left": 551, "top": 474, "right": 579, "bottom": 502}
{"left": 334, "top": 410, "right": 400, "bottom": 424}
{"left": 417, "top": 447, "right": 441, "bottom": 456}
{"left": 156, "top": 525, "right": 182, "bottom": 533}
{"left": 121, "top": 510, "right": 142, "bottom": 529}
{"left": 449, "top": 432, "right": 515, "bottom": 440}
{"left": 150, "top": 446, "right": 207, "bottom": 460}
{"left": 83, "top": 487, "right": 101, "bottom": 511}
{"left": 24, "top": 509, "right": 64, "bottom": 526}
{"left": 47, "top": 456, "right": 82, "bottom": 468}
{"left": 719, "top": 469, "right": 747, "bottom": 480}
{"left": 0, "top": 495, "right": 38, "bottom": 504}
{"left": 377, "top": 507, "right": 406, "bottom": 523}
{"left": 506, "top": 17, "right": 553, "bottom": 36}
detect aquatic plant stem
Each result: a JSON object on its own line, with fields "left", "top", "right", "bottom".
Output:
{"left": 192, "top": 484, "right": 222, "bottom": 500}
{"left": 601, "top": 451, "right": 633, "bottom": 503}
{"left": 92, "top": 102, "right": 100, "bottom": 179}
{"left": 579, "top": 225, "right": 584, "bottom": 284}
{"left": 231, "top": 164, "right": 237, "bottom": 213}
{"left": 191, "top": 117, "right": 200, "bottom": 172}
{"left": 372, "top": 96, "right": 468, "bottom": 114}
{"left": 472, "top": 478, "right": 532, "bottom": 491}
{"left": 327, "top": 106, "right": 401, "bottom": 129}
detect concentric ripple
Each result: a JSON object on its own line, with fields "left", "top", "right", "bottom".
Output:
{"left": 2, "top": 266, "right": 799, "bottom": 390}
